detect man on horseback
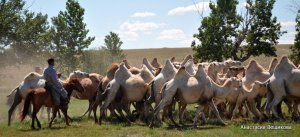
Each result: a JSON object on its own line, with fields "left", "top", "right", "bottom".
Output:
{"left": 43, "top": 58, "right": 68, "bottom": 108}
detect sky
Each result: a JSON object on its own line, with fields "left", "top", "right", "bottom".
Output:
{"left": 24, "top": 0, "right": 299, "bottom": 49}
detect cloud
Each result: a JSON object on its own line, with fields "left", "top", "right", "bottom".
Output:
{"left": 117, "top": 21, "right": 165, "bottom": 41}
{"left": 120, "top": 21, "right": 165, "bottom": 32}
{"left": 158, "top": 29, "right": 187, "bottom": 40}
{"left": 281, "top": 21, "right": 296, "bottom": 27}
{"left": 118, "top": 31, "right": 139, "bottom": 41}
{"left": 180, "top": 37, "right": 200, "bottom": 46}
{"left": 168, "top": 2, "right": 210, "bottom": 15}
{"left": 131, "top": 12, "right": 156, "bottom": 17}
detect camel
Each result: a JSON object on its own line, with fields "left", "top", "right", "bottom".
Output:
{"left": 231, "top": 81, "right": 268, "bottom": 122}
{"left": 242, "top": 60, "right": 271, "bottom": 90}
{"left": 98, "top": 63, "right": 149, "bottom": 125}
{"left": 266, "top": 56, "right": 297, "bottom": 119}
{"left": 151, "top": 58, "right": 163, "bottom": 69}
{"left": 71, "top": 73, "right": 103, "bottom": 119}
{"left": 142, "top": 58, "right": 156, "bottom": 75}
{"left": 151, "top": 65, "right": 230, "bottom": 127}
{"left": 147, "top": 59, "right": 177, "bottom": 107}
{"left": 223, "top": 59, "right": 242, "bottom": 73}
{"left": 170, "top": 55, "right": 193, "bottom": 69}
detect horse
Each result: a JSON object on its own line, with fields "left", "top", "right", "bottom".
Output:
{"left": 20, "top": 78, "right": 85, "bottom": 129}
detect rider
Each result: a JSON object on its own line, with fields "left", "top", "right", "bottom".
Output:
{"left": 43, "top": 58, "right": 68, "bottom": 108}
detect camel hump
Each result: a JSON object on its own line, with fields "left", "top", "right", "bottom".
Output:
{"left": 181, "top": 54, "right": 193, "bottom": 66}
{"left": 115, "top": 63, "right": 132, "bottom": 81}
{"left": 175, "top": 67, "right": 190, "bottom": 79}
{"left": 164, "top": 59, "right": 174, "bottom": 70}
{"left": 24, "top": 72, "right": 43, "bottom": 81}
{"left": 143, "top": 58, "right": 155, "bottom": 70}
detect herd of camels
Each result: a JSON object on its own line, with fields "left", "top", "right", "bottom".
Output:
{"left": 6, "top": 54, "right": 300, "bottom": 129}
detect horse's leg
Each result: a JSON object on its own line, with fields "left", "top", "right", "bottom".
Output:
{"left": 48, "top": 108, "right": 58, "bottom": 128}
{"left": 61, "top": 107, "right": 70, "bottom": 126}
{"left": 8, "top": 91, "right": 22, "bottom": 126}
{"left": 31, "top": 104, "right": 42, "bottom": 129}
{"left": 207, "top": 100, "right": 225, "bottom": 126}
{"left": 47, "top": 107, "right": 51, "bottom": 122}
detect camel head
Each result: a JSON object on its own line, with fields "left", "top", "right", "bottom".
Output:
{"left": 106, "top": 63, "right": 119, "bottom": 79}
{"left": 151, "top": 57, "right": 163, "bottom": 68}
{"left": 68, "top": 70, "right": 89, "bottom": 80}
{"left": 122, "top": 59, "right": 131, "bottom": 69}
{"left": 24, "top": 72, "right": 43, "bottom": 81}
{"left": 223, "top": 77, "right": 241, "bottom": 89}
{"left": 252, "top": 81, "right": 268, "bottom": 96}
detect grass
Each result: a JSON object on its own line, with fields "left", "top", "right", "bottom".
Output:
{"left": 1, "top": 45, "right": 300, "bottom": 137}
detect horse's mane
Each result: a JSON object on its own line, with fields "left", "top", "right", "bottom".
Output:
{"left": 24, "top": 72, "right": 43, "bottom": 81}
{"left": 245, "top": 60, "right": 266, "bottom": 73}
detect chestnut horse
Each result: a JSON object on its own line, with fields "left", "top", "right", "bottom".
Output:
{"left": 20, "top": 78, "right": 85, "bottom": 129}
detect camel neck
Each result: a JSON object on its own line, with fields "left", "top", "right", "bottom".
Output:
{"left": 212, "top": 81, "right": 231, "bottom": 99}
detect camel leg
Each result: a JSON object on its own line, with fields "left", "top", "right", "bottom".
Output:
{"left": 207, "top": 100, "right": 225, "bottom": 126}
{"left": 270, "top": 96, "right": 284, "bottom": 120}
{"left": 99, "top": 98, "right": 114, "bottom": 125}
{"left": 277, "top": 101, "right": 284, "bottom": 119}
{"left": 179, "top": 103, "right": 187, "bottom": 125}
{"left": 93, "top": 104, "right": 98, "bottom": 123}
{"left": 193, "top": 104, "right": 205, "bottom": 127}
{"left": 8, "top": 91, "right": 22, "bottom": 126}
{"left": 167, "top": 101, "right": 178, "bottom": 127}
{"left": 232, "top": 99, "right": 242, "bottom": 119}
{"left": 248, "top": 100, "right": 263, "bottom": 122}
{"left": 265, "top": 91, "right": 274, "bottom": 117}
{"left": 88, "top": 99, "right": 93, "bottom": 118}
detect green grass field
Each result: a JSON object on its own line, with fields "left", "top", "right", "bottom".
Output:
{"left": 1, "top": 45, "right": 300, "bottom": 137}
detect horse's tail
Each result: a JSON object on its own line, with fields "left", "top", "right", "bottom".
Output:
{"left": 7, "top": 86, "right": 18, "bottom": 97}
{"left": 20, "top": 90, "right": 34, "bottom": 121}
{"left": 6, "top": 87, "right": 19, "bottom": 106}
